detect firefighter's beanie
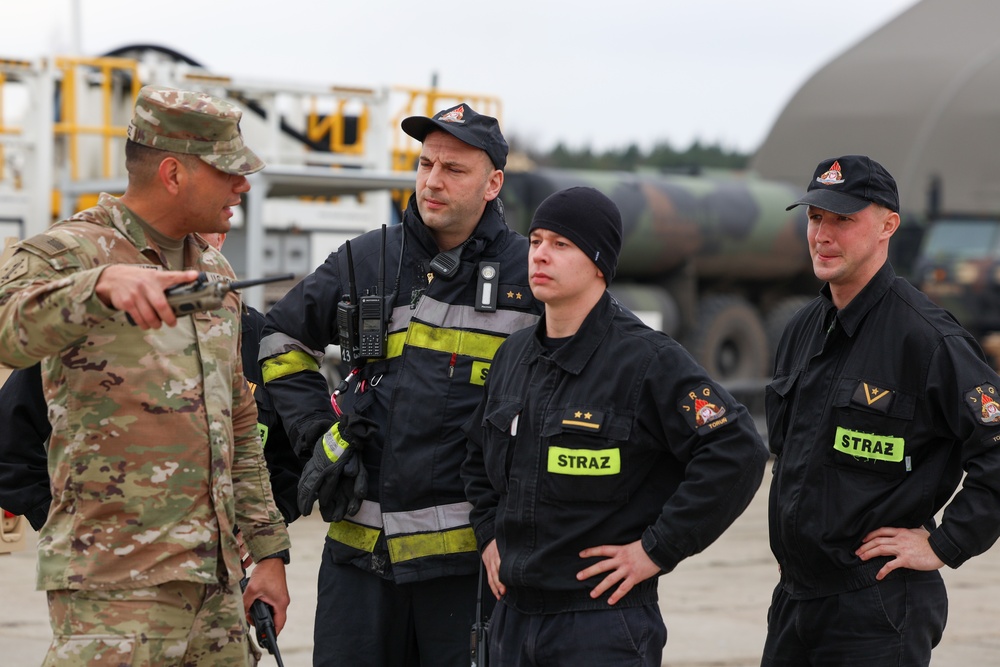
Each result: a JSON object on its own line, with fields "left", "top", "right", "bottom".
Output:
{"left": 529, "top": 186, "right": 623, "bottom": 286}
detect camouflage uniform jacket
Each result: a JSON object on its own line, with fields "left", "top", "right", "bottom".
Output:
{"left": 0, "top": 193, "right": 289, "bottom": 591}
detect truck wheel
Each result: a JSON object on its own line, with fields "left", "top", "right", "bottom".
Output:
{"left": 689, "top": 296, "right": 769, "bottom": 381}
{"left": 765, "top": 297, "right": 813, "bottom": 360}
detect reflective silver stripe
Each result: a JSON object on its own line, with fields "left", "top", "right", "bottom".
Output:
{"left": 258, "top": 331, "right": 324, "bottom": 363}
{"left": 412, "top": 297, "right": 538, "bottom": 336}
{"left": 346, "top": 499, "right": 384, "bottom": 528}
{"left": 382, "top": 501, "right": 473, "bottom": 537}
{"left": 387, "top": 305, "right": 415, "bottom": 334}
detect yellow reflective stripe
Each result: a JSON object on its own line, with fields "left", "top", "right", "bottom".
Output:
{"left": 547, "top": 447, "right": 621, "bottom": 476}
{"left": 412, "top": 297, "right": 537, "bottom": 335}
{"left": 321, "top": 424, "right": 349, "bottom": 462}
{"left": 405, "top": 321, "right": 506, "bottom": 360}
{"left": 327, "top": 520, "right": 381, "bottom": 552}
{"left": 261, "top": 349, "right": 320, "bottom": 383}
{"left": 376, "top": 324, "right": 507, "bottom": 365}
{"left": 384, "top": 331, "right": 406, "bottom": 360}
{"left": 387, "top": 527, "right": 478, "bottom": 563}
{"left": 834, "top": 427, "right": 904, "bottom": 462}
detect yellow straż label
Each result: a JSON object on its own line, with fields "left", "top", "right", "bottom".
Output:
{"left": 547, "top": 447, "right": 621, "bottom": 476}
{"left": 834, "top": 427, "right": 904, "bottom": 462}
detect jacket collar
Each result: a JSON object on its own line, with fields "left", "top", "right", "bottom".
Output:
{"left": 523, "top": 291, "right": 616, "bottom": 375}
{"left": 402, "top": 194, "right": 509, "bottom": 258}
{"left": 821, "top": 261, "right": 896, "bottom": 337}
{"left": 96, "top": 192, "right": 154, "bottom": 252}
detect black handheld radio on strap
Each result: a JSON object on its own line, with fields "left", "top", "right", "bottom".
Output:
{"left": 358, "top": 225, "right": 388, "bottom": 358}
{"left": 336, "top": 240, "right": 360, "bottom": 365}
{"left": 337, "top": 224, "right": 396, "bottom": 363}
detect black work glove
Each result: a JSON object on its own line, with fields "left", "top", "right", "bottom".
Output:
{"left": 321, "top": 453, "right": 369, "bottom": 523}
{"left": 297, "top": 413, "right": 378, "bottom": 521}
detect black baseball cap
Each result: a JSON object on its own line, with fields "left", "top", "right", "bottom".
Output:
{"left": 786, "top": 155, "right": 899, "bottom": 215}
{"left": 401, "top": 102, "right": 508, "bottom": 170}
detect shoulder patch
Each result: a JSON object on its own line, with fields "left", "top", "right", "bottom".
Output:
{"left": 679, "top": 383, "right": 731, "bottom": 433}
{"left": 0, "top": 255, "right": 28, "bottom": 283}
{"left": 965, "top": 383, "right": 1000, "bottom": 425}
{"left": 20, "top": 233, "right": 79, "bottom": 257}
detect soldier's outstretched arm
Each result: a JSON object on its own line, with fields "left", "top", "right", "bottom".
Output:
{"left": 94, "top": 265, "right": 199, "bottom": 329}
{"left": 0, "top": 239, "right": 200, "bottom": 366}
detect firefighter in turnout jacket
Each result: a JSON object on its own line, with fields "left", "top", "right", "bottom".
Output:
{"left": 259, "top": 103, "right": 540, "bottom": 666}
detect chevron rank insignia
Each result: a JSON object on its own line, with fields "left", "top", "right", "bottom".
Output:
{"left": 851, "top": 382, "right": 893, "bottom": 413}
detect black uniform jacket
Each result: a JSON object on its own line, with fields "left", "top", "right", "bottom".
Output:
{"left": 462, "top": 291, "right": 769, "bottom": 614}
{"left": 767, "top": 262, "right": 1000, "bottom": 599}
{"left": 0, "top": 307, "right": 302, "bottom": 529}
{"left": 260, "top": 196, "right": 540, "bottom": 583}
{"left": 0, "top": 363, "right": 50, "bottom": 529}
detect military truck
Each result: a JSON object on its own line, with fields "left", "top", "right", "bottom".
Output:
{"left": 912, "top": 215, "right": 1000, "bottom": 366}
{"left": 502, "top": 167, "right": 818, "bottom": 381}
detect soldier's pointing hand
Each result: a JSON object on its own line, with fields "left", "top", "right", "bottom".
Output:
{"left": 95, "top": 265, "right": 199, "bottom": 330}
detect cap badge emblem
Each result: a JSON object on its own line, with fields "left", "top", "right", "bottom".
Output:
{"left": 816, "top": 160, "right": 845, "bottom": 185}
{"left": 439, "top": 105, "right": 465, "bottom": 124}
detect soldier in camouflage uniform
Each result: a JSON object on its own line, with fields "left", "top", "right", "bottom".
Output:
{"left": 0, "top": 86, "right": 291, "bottom": 667}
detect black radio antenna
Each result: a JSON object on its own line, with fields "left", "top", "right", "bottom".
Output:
{"left": 378, "top": 224, "right": 386, "bottom": 298}
{"left": 344, "top": 239, "right": 358, "bottom": 305}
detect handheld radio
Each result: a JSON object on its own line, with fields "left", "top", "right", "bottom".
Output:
{"left": 337, "top": 224, "right": 391, "bottom": 362}
{"left": 358, "top": 225, "right": 388, "bottom": 358}
{"left": 336, "top": 241, "right": 360, "bottom": 364}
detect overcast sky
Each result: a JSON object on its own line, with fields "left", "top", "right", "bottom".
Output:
{"left": 6, "top": 0, "right": 920, "bottom": 153}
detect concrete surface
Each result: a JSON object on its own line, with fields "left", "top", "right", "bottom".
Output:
{"left": 3, "top": 473, "right": 1000, "bottom": 666}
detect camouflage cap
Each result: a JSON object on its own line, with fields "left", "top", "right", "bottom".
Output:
{"left": 127, "top": 85, "right": 264, "bottom": 175}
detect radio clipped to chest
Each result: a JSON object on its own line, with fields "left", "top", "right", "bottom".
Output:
{"left": 337, "top": 225, "right": 393, "bottom": 364}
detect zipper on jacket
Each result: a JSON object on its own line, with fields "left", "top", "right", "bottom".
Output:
{"left": 448, "top": 352, "right": 457, "bottom": 378}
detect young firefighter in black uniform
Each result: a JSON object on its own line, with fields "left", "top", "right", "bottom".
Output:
{"left": 258, "top": 104, "right": 541, "bottom": 666}
{"left": 762, "top": 155, "right": 1000, "bottom": 666}
{"left": 461, "top": 187, "right": 769, "bottom": 666}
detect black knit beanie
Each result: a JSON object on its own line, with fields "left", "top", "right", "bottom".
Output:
{"left": 528, "top": 186, "right": 623, "bottom": 286}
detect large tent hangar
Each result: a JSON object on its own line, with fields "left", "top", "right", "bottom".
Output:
{"left": 751, "top": 0, "right": 1000, "bottom": 218}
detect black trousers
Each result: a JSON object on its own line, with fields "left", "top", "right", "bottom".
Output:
{"left": 487, "top": 600, "right": 666, "bottom": 667}
{"left": 313, "top": 540, "right": 486, "bottom": 667}
{"left": 760, "top": 569, "right": 948, "bottom": 667}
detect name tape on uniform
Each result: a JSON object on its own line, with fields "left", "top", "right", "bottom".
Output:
{"left": 547, "top": 447, "right": 621, "bottom": 476}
